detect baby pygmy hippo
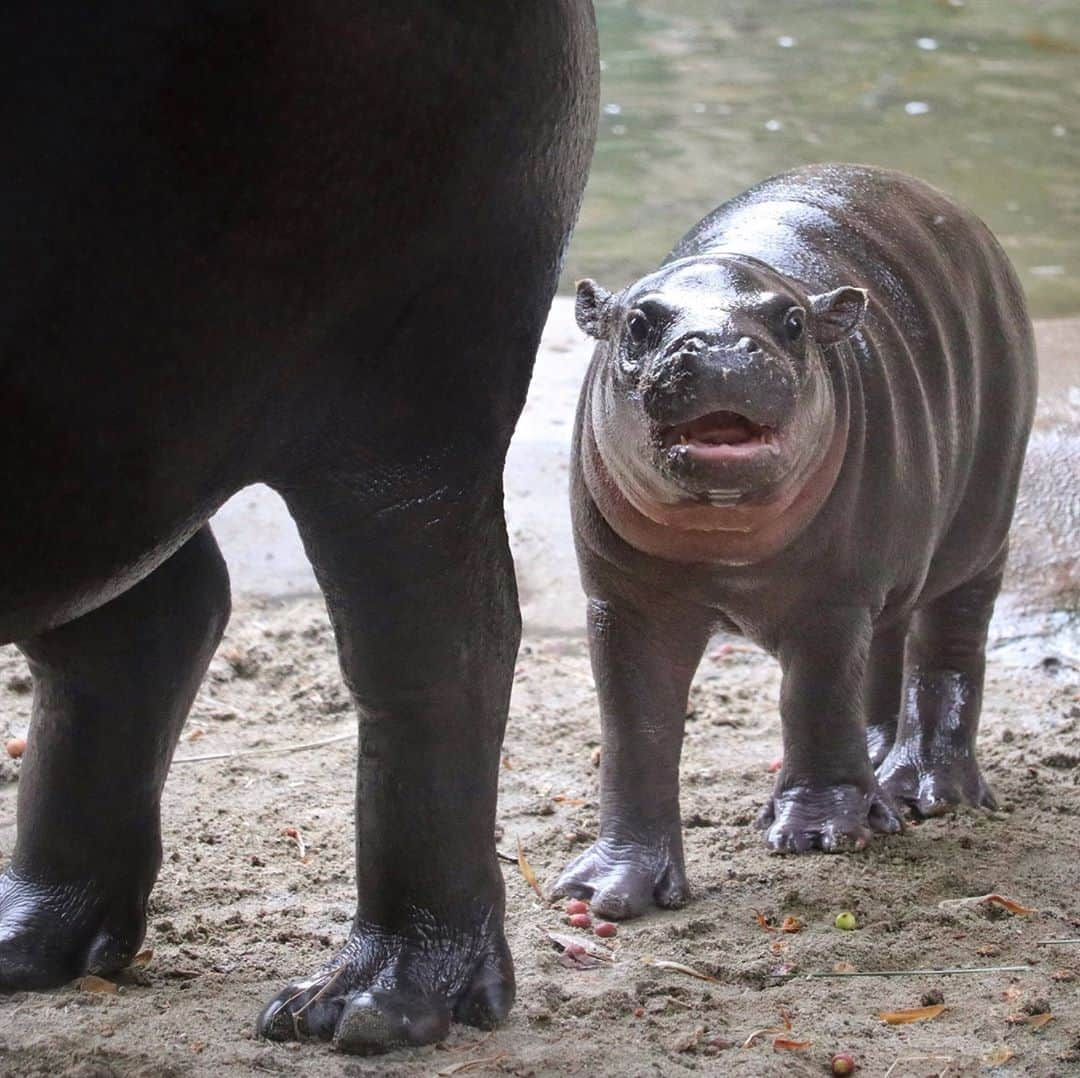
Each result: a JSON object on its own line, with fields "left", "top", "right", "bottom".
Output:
{"left": 554, "top": 164, "right": 1036, "bottom": 920}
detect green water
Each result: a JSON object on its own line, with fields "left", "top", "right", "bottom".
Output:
{"left": 563, "top": 0, "right": 1080, "bottom": 318}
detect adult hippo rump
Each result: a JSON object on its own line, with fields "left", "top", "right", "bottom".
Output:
{"left": 554, "top": 164, "right": 1036, "bottom": 920}
{"left": 0, "top": 3, "right": 598, "bottom": 1053}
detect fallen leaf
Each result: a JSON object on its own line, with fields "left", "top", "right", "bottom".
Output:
{"left": 982, "top": 1044, "right": 1014, "bottom": 1066}
{"left": 516, "top": 840, "right": 544, "bottom": 901}
{"left": 878, "top": 1003, "right": 946, "bottom": 1025}
{"left": 75, "top": 975, "right": 118, "bottom": 995}
{"left": 984, "top": 894, "right": 1037, "bottom": 915}
{"left": 280, "top": 826, "right": 306, "bottom": 859}
{"left": 547, "top": 931, "right": 612, "bottom": 969}
{"left": 1029, "top": 1012, "right": 1053, "bottom": 1030}
{"left": 742, "top": 1027, "right": 785, "bottom": 1048}
{"left": 780, "top": 916, "right": 803, "bottom": 933}
{"left": 641, "top": 955, "right": 718, "bottom": 982}
{"left": 130, "top": 949, "right": 154, "bottom": 967}
{"left": 437, "top": 1053, "right": 508, "bottom": 1076}
{"left": 754, "top": 910, "right": 777, "bottom": 932}
{"left": 773, "top": 1037, "right": 811, "bottom": 1051}
{"left": 938, "top": 893, "right": 1037, "bottom": 916}
{"left": 833, "top": 962, "right": 857, "bottom": 974}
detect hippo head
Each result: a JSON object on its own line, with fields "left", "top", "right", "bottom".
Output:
{"left": 575, "top": 254, "right": 866, "bottom": 529}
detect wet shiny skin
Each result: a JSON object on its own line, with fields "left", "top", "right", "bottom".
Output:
{"left": 555, "top": 164, "right": 1036, "bottom": 917}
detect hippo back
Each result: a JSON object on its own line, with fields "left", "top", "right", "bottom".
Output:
{"left": 667, "top": 164, "right": 1037, "bottom": 598}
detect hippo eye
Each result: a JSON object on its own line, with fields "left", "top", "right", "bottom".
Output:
{"left": 783, "top": 308, "right": 805, "bottom": 343}
{"left": 625, "top": 309, "right": 651, "bottom": 345}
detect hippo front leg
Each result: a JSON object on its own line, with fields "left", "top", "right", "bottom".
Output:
{"left": 0, "top": 528, "right": 229, "bottom": 989}
{"left": 257, "top": 472, "right": 518, "bottom": 1053}
{"left": 759, "top": 606, "right": 903, "bottom": 853}
{"left": 552, "top": 582, "right": 712, "bottom": 920}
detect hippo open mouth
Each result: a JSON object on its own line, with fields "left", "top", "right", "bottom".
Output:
{"left": 660, "top": 410, "right": 774, "bottom": 457}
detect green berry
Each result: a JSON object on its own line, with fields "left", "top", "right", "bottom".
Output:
{"left": 834, "top": 911, "right": 857, "bottom": 931}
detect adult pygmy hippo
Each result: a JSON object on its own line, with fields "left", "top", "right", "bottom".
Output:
{"left": 554, "top": 164, "right": 1036, "bottom": 920}
{"left": 0, "top": 2, "right": 598, "bottom": 1053}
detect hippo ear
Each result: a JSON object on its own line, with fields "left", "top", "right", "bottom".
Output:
{"left": 809, "top": 286, "right": 868, "bottom": 344}
{"left": 575, "top": 279, "right": 612, "bottom": 339}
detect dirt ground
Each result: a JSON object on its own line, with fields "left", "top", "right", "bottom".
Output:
{"left": 0, "top": 595, "right": 1077, "bottom": 1077}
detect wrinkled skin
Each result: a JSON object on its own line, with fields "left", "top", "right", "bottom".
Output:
{"left": 554, "top": 165, "right": 1035, "bottom": 919}
{"left": 0, "top": 2, "right": 598, "bottom": 1053}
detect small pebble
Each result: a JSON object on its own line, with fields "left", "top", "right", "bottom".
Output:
{"left": 594, "top": 921, "right": 617, "bottom": 938}
{"left": 5, "top": 738, "right": 25, "bottom": 759}
{"left": 568, "top": 913, "right": 592, "bottom": 929}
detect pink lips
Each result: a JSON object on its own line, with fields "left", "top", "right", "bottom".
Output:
{"left": 661, "top": 410, "right": 775, "bottom": 459}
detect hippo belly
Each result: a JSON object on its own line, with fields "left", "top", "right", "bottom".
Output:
{"left": 554, "top": 164, "right": 1035, "bottom": 920}
{"left": 0, "top": 2, "right": 599, "bottom": 1054}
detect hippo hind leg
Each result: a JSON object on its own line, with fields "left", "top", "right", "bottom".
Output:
{"left": 0, "top": 526, "right": 230, "bottom": 990}
{"left": 876, "top": 560, "right": 1004, "bottom": 817}
{"left": 863, "top": 618, "right": 909, "bottom": 766}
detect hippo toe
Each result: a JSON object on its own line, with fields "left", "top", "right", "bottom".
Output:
{"left": 257, "top": 915, "right": 514, "bottom": 1054}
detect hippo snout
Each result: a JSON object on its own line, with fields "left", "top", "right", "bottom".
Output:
{"left": 638, "top": 336, "right": 797, "bottom": 434}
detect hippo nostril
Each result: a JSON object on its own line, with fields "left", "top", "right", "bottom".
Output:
{"left": 737, "top": 337, "right": 760, "bottom": 354}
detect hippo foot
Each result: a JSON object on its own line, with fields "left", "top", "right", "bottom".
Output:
{"left": 0, "top": 868, "right": 146, "bottom": 990}
{"left": 257, "top": 911, "right": 514, "bottom": 1054}
{"left": 550, "top": 833, "right": 688, "bottom": 920}
{"left": 876, "top": 745, "right": 998, "bottom": 818}
{"left": 756, "top": 782, "right": 903, "bottom": 854}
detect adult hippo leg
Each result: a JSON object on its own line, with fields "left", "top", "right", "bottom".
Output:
{"left": 258, "top": 395, "right": 528, "bottom": 1051}
{"left": 876, "top": 562, "right": 1004, "bottom": 816}
{"left": 0, "top": 527, "right": 230, "bottom": 988}
{"left": 551, "top": 574, "right": 712, "bottom": 919}
{"left": 863, "top": 618, "right": 909, "bottom": 767}
{"left": 759, "top": 606, "right": 903, "bottom": 853}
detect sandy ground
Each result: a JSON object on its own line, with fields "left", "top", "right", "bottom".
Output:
{"left": 0, "top": 595, "right": 1077, "bottom": 1077}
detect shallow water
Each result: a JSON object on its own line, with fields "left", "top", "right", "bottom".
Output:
{"left": 565, "top": 0, "right": 1080, "bottom": 319}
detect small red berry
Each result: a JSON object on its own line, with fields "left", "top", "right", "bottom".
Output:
{"left": 568, "top": 912, "right": 592, "bottom": 929}
{"left": 566, "top": 899, "right": 589, "bottom": 916}
{"left": 594, "top": 921, "right": 617, "bottom": 938}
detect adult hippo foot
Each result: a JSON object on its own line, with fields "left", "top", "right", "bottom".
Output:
{"left": 550, "top": 832, "right": 689, "bottom": 920}
{"left": 257, "top": 911, "right": 514, "bottom": 1054}
{"left": 0, "top": 869, "right": 146, "bottom": 990}
{"left": 757, "top": 782, "right": 903, "bottom": 854}
{"left": 876, "top": 744, "right": 998, "bottom": 818}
